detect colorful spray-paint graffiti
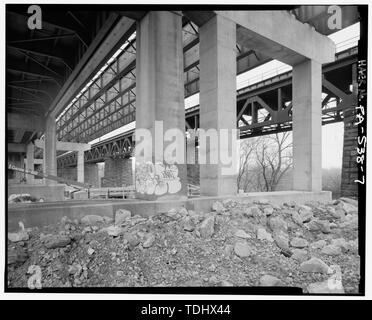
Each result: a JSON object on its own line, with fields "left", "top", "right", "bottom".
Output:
{"left": 135, "top": 162, "right": 182, "bottom": 195}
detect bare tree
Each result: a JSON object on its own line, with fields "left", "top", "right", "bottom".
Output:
{"left": 238, "top": 138, "right": 260, "bottom": 191}
{"left": 255, "top": 132, "right": 293, "bottom": 191}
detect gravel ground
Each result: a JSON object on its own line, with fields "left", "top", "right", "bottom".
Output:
{"left": 7, "top": 197, "right": 360, "bottom": 294}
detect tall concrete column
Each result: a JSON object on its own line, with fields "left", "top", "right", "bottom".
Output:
{"left": 199, "top": 15, "right": 237, "bottom": 196}
{"left": 135, "top": 11, "right": 187, "bottom": 200}
{"left": 26, "top": 143, "right": 34, "bottom": 184}
{"left": 292, "top": 59, "right": 322, "bottom": 191}
{"left": 43, "top": 116, "right": 57, "bottom": 185}
{"left": 77, "top": 150, "right": 84, "bottom": 183}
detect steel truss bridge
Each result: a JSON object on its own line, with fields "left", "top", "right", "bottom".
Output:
{"left": 57, "top": 45, "right": 357, "bottom": 168}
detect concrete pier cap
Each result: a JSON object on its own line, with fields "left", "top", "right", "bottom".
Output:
{"left": 215, "top": 10, "right": 336, "bottom": 66}
{"left": 185, "top": 10, "right": 336, "bottom": 66}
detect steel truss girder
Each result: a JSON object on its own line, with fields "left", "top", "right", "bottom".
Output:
{"left": 57, "top": 38, "right": 357, "bottom": 147}
{"left": 57, "top": 131, "right": 134, "bottom": 167}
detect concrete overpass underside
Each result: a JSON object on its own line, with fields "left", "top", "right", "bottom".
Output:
{"left": 7, "top": 6, "right": 360, "bottom": 215}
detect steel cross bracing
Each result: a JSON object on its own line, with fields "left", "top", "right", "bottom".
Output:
{"left": 56, "top": 19, "right": 272, "bottom": 143}
{"left": 57, "top": 46, "right": 357, "bottom": 168}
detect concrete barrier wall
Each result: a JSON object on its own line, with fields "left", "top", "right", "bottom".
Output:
{"left": 8, "top": 191, "right": 331, "bottom": 231}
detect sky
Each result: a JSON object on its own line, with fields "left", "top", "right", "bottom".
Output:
{"left": 87, "top": 22, "right": 360, "bottom": 169}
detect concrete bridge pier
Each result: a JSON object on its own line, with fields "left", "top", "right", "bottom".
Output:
{"left": 292, "top": 59, "right": 322, "bottom": 191}
{"left": 135, "top": 11, "right": 188, "bottom": 200}
{"left": 26, "top": 142, "right": 35, "bottom": 185}
{"left": 199, "top": 15, "right": 238, "bottom": 197}
{"left": 43, "top": 116, "right": 57, "bottom": 186}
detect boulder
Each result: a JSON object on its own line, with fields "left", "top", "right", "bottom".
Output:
{"left": 290, "top": 237, "right": 309, "bottom": 248}
{"left": 234, "top": 229, "right": 251, "bottom": 239}
{"left": 328, "top": 207, "right": 345, "bottom": 220}
{"left": 115, "top": 209, "right": 131, "bottom": 226}
{"left": 347, "top": 239, "right": 358, "bottom": 254}
{"left": 308, "top": 219, "right": 331, "bottom": 233}
{"left": 259, "top": 275, "right": 283, "bottom": 286}
{"left": 268, "top": 217, "right": 288, "bottom": 233}
{"left": 273, "top": 231, "right": 289, "bottom": 251}
{"left": 321, "top": 244, "right": 342, "bottom": 256}
{"left": 81, "top": 215, "right": 104, "bottom": 225}
{"left": 178, "top": 207, "right": 188, "bottom": 216}
{"left": 256, "top": 228, "right": 274, "bottom": 242}
{"left": 183, "top": 217, "right": 195, "bottom": 232}
{"left": 166, "top": 208, "right": 179, "bottom": 219}
{"left": 103, "top": 225, "right": 125, "bottom": 237}
{"left": 245, "top": 205, "right": 260, "bottom": 217}
{"left": 263, "top": 206, "right": 274, "bottom": 216}
{"left": 43, "top": 235, "right": 71, "bottom": 249}
{"left": 124, "top": 233, "right": 140, "bottom": 250}
{"left": 212, "top": 201, "right": 225, "bottom": 213}
{"left": 339, "top": 200, "right": 358, "bottom": 214}
{"left": 315, "top": 220, "right": 331, "bottom": 234}
{"left": 292, "top": 211, "right": 303, "bottom": 225}
{"left": 308, "top": 280, "right": 344, "bottom": 294}
{"left": 331, "top": 238, "right": 349, "bottom": 252}
{"left": 310, "top": 239, "right": 327, "bottom": 250}
{"left": 143, "top": 233, "right": 156, "bottom": 248}
{"left": 299, "top": 206, "right": 313, "bottom": 223}
{"left": 300, "top": 257, "right": 330, "bottom": 274}
{"left": 234, "top": 241, "right": 252, "bottom": 258}
{"left": 339, "top": 197, "right": 358, "bottom": 207}
{"left": 339, "top": 215, "right": 358, "bottom": 230}
{"left": 198, "top": 216, "right": 215, "bottom": 238}
{"left": 291, "top": 249, "right": 308, "bottom": 263}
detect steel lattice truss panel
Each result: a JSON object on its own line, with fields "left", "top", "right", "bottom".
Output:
{"left": 58, "top": 45, "right": 358, "bottom": 168}
{"left": 56, "top": 18, "right": 273, "bottom": 143}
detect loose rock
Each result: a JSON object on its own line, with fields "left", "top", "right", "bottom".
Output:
{"left": 308, "top": 280, "right": 344, "bottom": 294}
{"left": 198, "top": 216, "right": 215, "bottom": 238}
{"left": 300, "top": 257, "right": 330, "bottom": 274}
{"left": 43, "top": 235, "right": 71, "bottom": 249}
{"left": 143, "top": 234, "right": 156, "bottom": 248}
{"left": 321, "top": 244, "right": 342, "bottom": 256}
{"left": 183, "top": 217, "right": 195, "bottom": 232}
{"left": 273, "top": 231, "right": 289, "bottom": 251}
{"left": 268, "top": 217, "right": 288, "bottom": 233}
{"left": 115, "top": 209, "right": 131, "bottom": 226}
{"left": 311, "top": 239, "right": 327, "bottom": 250}
{"left": 81, "top": 215, "right": 104, "bottom": 225}
{"left": 256, "top": 228, "right": 274, "bottom": 242}
{"left": 290, "top": 237, "right": 309, "bottom": 248}
{"left": 291, "top": 249, "right": 308, "bottom": 263}
{"left": 103, "top": 225, "right": 125, "bottom": 237}
{"left": 234, "top": 229, "right": 251, "bottom": 239}
{"left": 234, "top": 241, "right": 252, "bottom": 258}
{"left": 260, "top": 275, "right": 283, "bottom": 286}
{"left": 212, "top": 201, "right": 225, "bottom": 213}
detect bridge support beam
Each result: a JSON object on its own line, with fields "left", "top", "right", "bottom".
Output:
{"left": 199, "top": 15, "right": 237, "bottom": 196}
{"left": 26, "top": 143, "right": 35, "bottom": 185}
{"left": 77, "top": 150, "right": 85, "bottom": 183}
{"left": 292, "top": 59, "right": 322, "bottom": 191}
{"left": 135, "top": 11, "right": 187, "bottom": 200}
{"left": 43, "top": 116, "right": 57, "bottom": 185}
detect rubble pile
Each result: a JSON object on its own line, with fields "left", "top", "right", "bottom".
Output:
{"left": 7, "top": 197, "right": 360, "bottom": 293}
{"left": 8, "top": 194, "right": 44, "bottom": 203}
